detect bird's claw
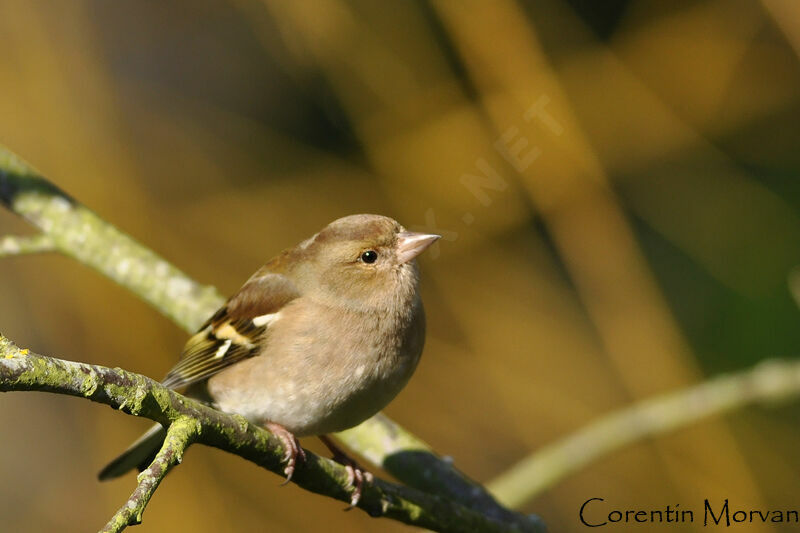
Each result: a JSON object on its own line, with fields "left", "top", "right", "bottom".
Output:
{"left": 265, "top": 422, "right": 305, "bottom": 484}
{"left": 319, "top": 434, "right": 372, "bottom": 508}
{"left": 343, "top": 463, "right": 374, "bottom": 509}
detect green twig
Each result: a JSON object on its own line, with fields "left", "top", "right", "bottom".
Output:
{"left": 0, "top": 234, "right": 55, "bottom": 256}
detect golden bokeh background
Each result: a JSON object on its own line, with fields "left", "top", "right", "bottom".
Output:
{"left": 2, "top": 1, "right": 800, "bottom": 531}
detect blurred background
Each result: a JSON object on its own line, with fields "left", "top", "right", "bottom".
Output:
{"left": 2, "top": 0, "right": 800, "bottom": 531}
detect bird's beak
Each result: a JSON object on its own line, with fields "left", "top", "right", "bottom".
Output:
{"left": 396, "top": 232, "right": 441, "bottom": 264}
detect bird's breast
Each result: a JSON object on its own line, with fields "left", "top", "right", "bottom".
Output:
{"left": 207, "top": 297, "right": 425, "bottom": 436}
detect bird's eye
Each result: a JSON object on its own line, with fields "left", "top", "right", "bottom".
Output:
{"left": 360, "top": 250, "right": 378, "bottom": 264}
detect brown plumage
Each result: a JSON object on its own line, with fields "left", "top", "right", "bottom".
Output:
{"left": 99, "top": 214, "right": 439, "bottom": 506}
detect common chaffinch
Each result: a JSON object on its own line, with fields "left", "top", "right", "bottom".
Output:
{"left": 99, "top": 214, "right": 439, "bottom": 505}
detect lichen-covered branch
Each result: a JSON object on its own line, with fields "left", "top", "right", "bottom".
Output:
{"left": 101, "top": 417, "right": 200, "bottom": 533}
{"left": 0, "top": 335, "right": 543, "bottom": 533}
{"left": 487, "top": 358, "right": 800, "bottom": 508}
{"left": 0, "top": 143, "right": 527, "bottom": 527}
{"left": 0, "top": 234, "right": 55, "bottom": 257}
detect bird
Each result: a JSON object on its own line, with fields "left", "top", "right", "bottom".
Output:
{"left": 99, "top": 214, "right": 440, "bottom": 506}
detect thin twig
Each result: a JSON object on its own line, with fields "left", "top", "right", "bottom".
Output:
{"left": 0, "top": 234, "right": 54, "bottom": 256}
{"left": 101, "top": 417, "right": 199, "bottom": 533}
{"left": 0, "top": 334, "right": 543, "bottom": 533}
{"left": 487, "top": 358, "right": 800, "bottom": 508}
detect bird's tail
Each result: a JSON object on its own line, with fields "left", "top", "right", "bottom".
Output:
{"left": 98, "top": 424, "right": 166, "bottom": 481}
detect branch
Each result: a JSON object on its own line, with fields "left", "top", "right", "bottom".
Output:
{"left": 0, "top": 143, "right": 529, "bottom": 528}
{"left": 0, "top": 234, "right": 54, "bottom": 256}
{"left": 487, "top": 357, "right": 800, "bottom": 508}
{"left": 0, "top": 335, "right": 543, "bottom": 533}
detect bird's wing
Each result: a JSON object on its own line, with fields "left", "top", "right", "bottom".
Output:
{"left": 161, "top": 272, "right": 300, "bottom": 389}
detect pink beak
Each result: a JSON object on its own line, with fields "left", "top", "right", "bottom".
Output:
{"left": 396, "top": 232, "right": 441, "bottom": 263}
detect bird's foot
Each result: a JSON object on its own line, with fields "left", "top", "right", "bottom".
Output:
{"left": 265, "top": 422, "right": 306, "bottom": 484}
{"left": 320, "top": 435, "right": 373, "bottom": 508}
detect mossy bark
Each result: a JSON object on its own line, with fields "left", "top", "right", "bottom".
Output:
{"left": 0, "top": 335, "right": 543, "bottom": 533}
